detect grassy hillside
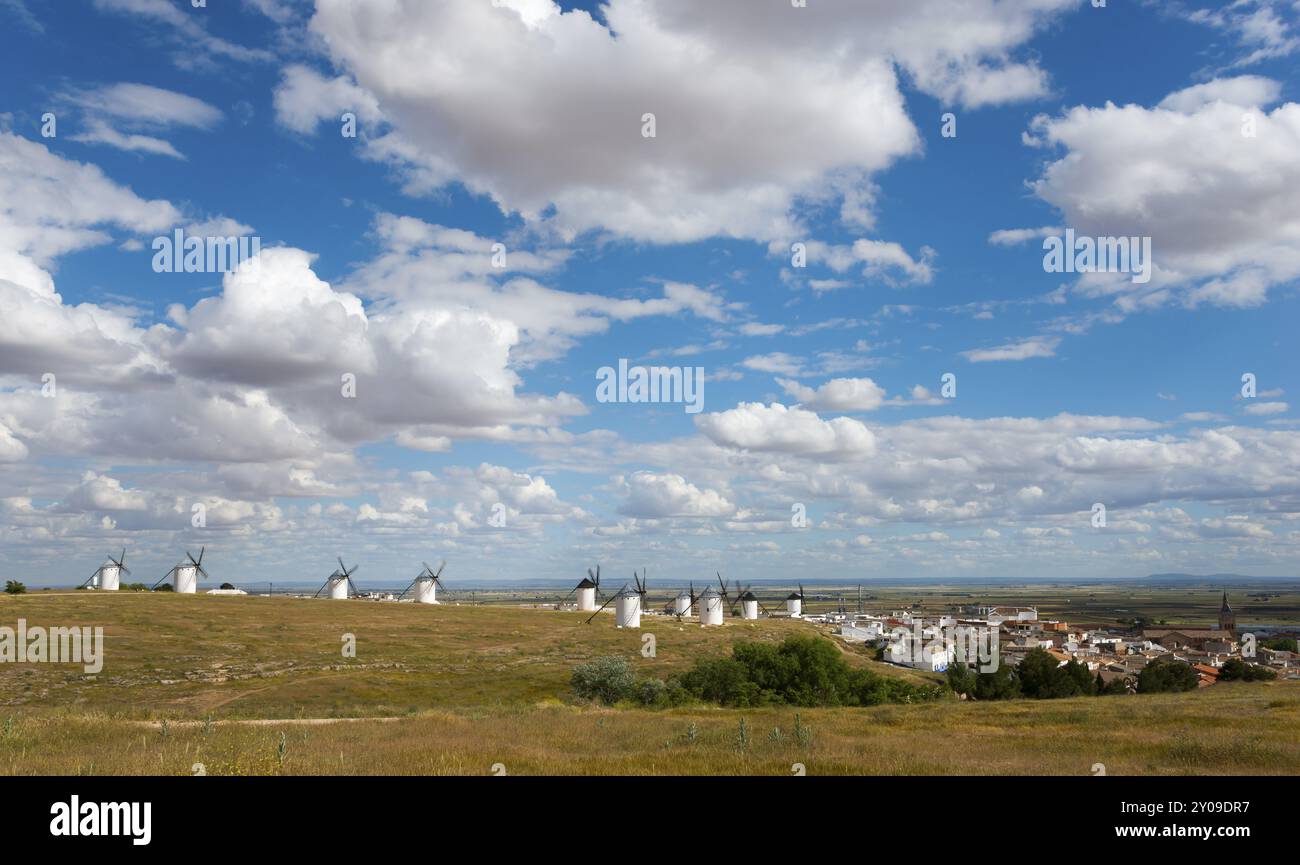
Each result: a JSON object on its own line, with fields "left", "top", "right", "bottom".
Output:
{"left": 2, "top": 593, "right": 1297, "bottom": 775}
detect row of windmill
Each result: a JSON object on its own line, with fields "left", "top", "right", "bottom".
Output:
{"left": 80, "top": 550, "right": 452, "bottom": 604}
{"left": 81, "top": 548, "right": 210, "bottom": 593}
{"left": 563, "top": 566, "right": 806, "bottom": 628}
{"left": 78, "top": 550, "right": 796, "bottom": 626}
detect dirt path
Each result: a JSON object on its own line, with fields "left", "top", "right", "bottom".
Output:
{"left": 133, "top": 716, "right": 408, "bottom": 729}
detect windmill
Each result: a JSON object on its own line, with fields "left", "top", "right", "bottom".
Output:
{"left": 668, "top": 581, "right": 697, "bottom": 618}
{"left": 399, "top": 561, "right": 447, "bottom": 605}
{"left": 153, "top": 548, "right": 208, "bottom": 594}
{"left": 698, "top": 575, "right": 727, "bottom": 626}
{"left": 315, "top": 557, "right": 359, "bottom": 600}
{"left": 729, "top": 580, "right": 768, "bottom": 620}
{"left": 615, "top": 569, "right": 647, "bottom": 628}
{"left": 786, "top": 584, "right": 807, "bottom": 617}
{"left": 82, "top": 549, "right": 129, "bottom": 591}
{"left": 584, "top": 582, "right": 627, "bottom": 624}
{"left": 560, "top": 565, "right": 603, "bottom": 612}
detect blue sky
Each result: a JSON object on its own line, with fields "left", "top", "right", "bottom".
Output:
{"left": 1, "top": 0, "right": 1299, "bottom": 587}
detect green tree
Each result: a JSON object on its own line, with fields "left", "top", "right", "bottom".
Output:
{"left": 678, "top": 656, "right": 761, "bottom": 707}
{"left": 1137, "top": 657, "right": 1198, "bottom": 693}
{"left": 947, "top": 661, "right": 978, "bottom": 697}
{"left": 4, "top": 581, "right": 26, "bottom": 595}
{"left": 1015, "top": 649, "right": 1093, "bottom": 699}
{"left": 973, "top": 664, "right": 1021, "bottom": 700}
{"left": 1218, "top": 658, "right": 1277, "bottom": 682}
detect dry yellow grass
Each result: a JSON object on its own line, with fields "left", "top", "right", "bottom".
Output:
{"left": 1, "top": 592, "right": 1297, "bottom": 775}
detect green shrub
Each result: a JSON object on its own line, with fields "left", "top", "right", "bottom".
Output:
{"left": 1218, "top": 658, "right": 1277, "bottom": 682}
{"left": 571, "top": 656, "right": 637, "bottom": 705}
{"left": 677, "top": 634, "right": 943, "bottom": 708}
{"left": 1137, "top": 657, "right": 1199, "bottom": 694}
{"left": 4, "top": 581, "right": 26, "bottom": 595}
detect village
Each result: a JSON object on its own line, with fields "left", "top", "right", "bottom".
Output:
{"left": 818, "top": 591, "right": 1300, "bottom": 689}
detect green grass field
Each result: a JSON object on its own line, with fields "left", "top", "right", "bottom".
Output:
{"left": 2, "top": 592, "right": 1297, "bottom": 775}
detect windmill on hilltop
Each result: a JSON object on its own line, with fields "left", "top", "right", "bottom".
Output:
{"left": 399, "top": 561, "right": 448, "bottom": 605}
{"left": 585, "top": 569, "right": 647, "bottom": 629}
{"left": 698, "top": 573, "right": 730, "bottom": 626}
{"left": 315, "top": 557, "right": 359, "bottom": 600}
{"left": 560, "top": 565, "right": 604, "bottom": 612}
{"left": 82, "top": 549, "right": 129, "bottom": 591}
{"left": 153, "top": 548, "right": 208, "bottom": 594}
{"left": 786, "top": 584, "right": 807, "bottom": 617}
{"left": 733, "top": 583, "right": 770, "bottom": 620}
{"left": 668, "top": 581, "right": 697, "bottom": 618}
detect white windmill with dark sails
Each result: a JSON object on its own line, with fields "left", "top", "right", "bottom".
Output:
{"left": 399, "top": 561, "right": 448, "bottom": 605}
{"left": 786, "top": 584, "right": 807, "bottom": 617}
{"left": 562, "top": 565, "right": 603, "bottom": 612}
{"left": 669, "top": 582, "right": 697, "bottom": 618}
{"left": 153, "top": 548, "right": 208, "bottom": 594}
{"left": 699, "top": 573, "right": 734, "bottom": 626}
{"left": 82, "top": 549, "right": 129, "bottom": 591}
{"left": 731, "top": 581, "right": 768, "bottom": 621}
{"left": 585, "top": 569, "right": 647, "bottom": 629}
{"left": 315, "top": 557, "right": 359, "bottom": 600}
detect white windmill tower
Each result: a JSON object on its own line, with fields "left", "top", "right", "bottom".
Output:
{"left": 82, "top": 549, "right": 129, "bottom": 591}
{"left": 786, "top": 584, "right": 806, "bottom": 617}
{"left": 670, "top": 582, "right": 697, "bottom": 618}
{"left": 562, "top": 566, "right": 602, "bottom": 612}
{"left": 585, "top": 570, "right": 647, "bottom": 629}
{"left": 153, "top": 548, "right": 208, "bottom": 594}
{"left": 315, "top": 557, "right": 359, "bottom": 600}
{"left": 733, "top": 583, "right": 767, "bottom": 621}
{"left": 615, "top": 570, "right": 647, "bottom": 628}
{"left": 699, "top": 580, "right": 725, "bottom": 627}
{"left": 399, "top": 561, "right": 447, "bottom": 605}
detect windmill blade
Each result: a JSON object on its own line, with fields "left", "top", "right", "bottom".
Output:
{"left": 434, "top": 561, "right": 445, "bottom": 579}
{"left": 433, "top": 574, "right": 451, "bottom": 599}
{"left": 313, "top": 572, "right": 338, "bottom": 598}
{"left": 152, "top": 568, "right": 176, "bottom": 590}
{"left": 338, "top": 556, "right": 348, "bottom": 576}
{"left": 347, "top": 576, "right": 360, "bottom": 597}
{"left": 397, "top": 578, "right": 419, "bottom": 600}
{"left": 81, "top": 566, "right": 101, "bottom": 589}
{"left": 196, "top": 565, "right": 210, "bottom": 580}
{"left": 585, "top": 584, "right": 626, "bottom": 625}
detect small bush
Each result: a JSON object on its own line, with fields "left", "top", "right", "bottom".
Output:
{"left": 4, "top": 581, "right": 26, "bottom": 595}
{"left": 571, "top": 656, "right": 637, "bottom": 705}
